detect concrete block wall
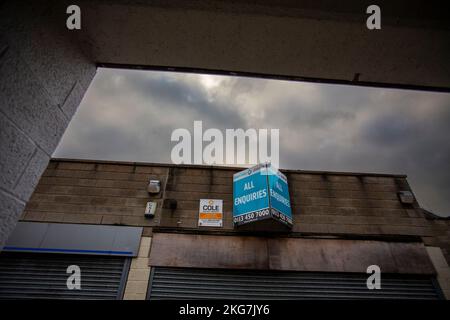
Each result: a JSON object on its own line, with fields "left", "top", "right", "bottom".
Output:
{"left": 22, "top": 161, "right": 168, "bottom": 227}
{"left": 0, "top": 1, "right": 96, "bottom": 247}
{"left": 123, "top": 236, "right": 152, "bottom": 300}
{"left": 423, "top": 219, "right": 450, "bottom": 267}
{"left": 161, "top": 166, "right": 434, "bottom": 237}
{"left": 23, "top": 159, "right": 438, "bottom": 241}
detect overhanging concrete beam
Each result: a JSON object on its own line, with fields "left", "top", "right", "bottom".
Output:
{"left": 79, "top": 0, "right": 450, "bottom": 91}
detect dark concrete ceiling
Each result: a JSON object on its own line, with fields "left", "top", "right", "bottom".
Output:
{"left": 62, "top": 0, "right": 450, "bottom": 91}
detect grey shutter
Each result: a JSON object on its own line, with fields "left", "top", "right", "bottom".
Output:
{"left": 0, "top": 252, "right": 130, "bottom": 299}
{"left": 148, "top": 267, "right": 443, "bottom": 300}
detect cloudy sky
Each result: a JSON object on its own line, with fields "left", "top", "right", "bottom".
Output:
{"left": 54, "top": 68, "right": 450, "bottom": 216}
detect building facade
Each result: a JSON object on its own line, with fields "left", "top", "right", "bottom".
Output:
{"left": 1, "top": 158, "right": 449, "bottom": 299}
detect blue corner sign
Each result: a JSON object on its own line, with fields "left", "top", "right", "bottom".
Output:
{"left": 233, "top": 163, "right": 293, "bottom": 228}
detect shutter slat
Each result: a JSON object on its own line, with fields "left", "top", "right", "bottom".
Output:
{"left": 0, "top": 252, "right": 128, "bottom": 299}
{"left": 148, "top": 267, "right": 442, "bottom": 300}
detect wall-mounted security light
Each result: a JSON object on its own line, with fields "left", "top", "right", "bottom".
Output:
{"left": 147, "top": 180, "right": 161, "bottom": 194}
{"left": 398, "top": 191, "right": 415, "bottom": 204}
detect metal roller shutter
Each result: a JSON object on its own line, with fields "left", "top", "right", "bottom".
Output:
{"left": 148, "top": 267, "right": 443, "bottom": 300}
{"left": 0, "top": 252, "right": 130, "bottom": 299}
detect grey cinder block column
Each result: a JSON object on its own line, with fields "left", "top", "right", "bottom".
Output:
{"left": 0, "top": 1, "right": 96, "bottom": 248}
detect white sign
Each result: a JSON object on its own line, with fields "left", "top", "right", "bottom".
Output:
{"left": 144, "top": 201, "right": 157, "bottom": 217}
{"left": 198, "top": 199, "right": 223, "bottom": 227}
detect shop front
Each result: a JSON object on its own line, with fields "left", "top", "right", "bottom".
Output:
{"left": 1, "top": 159, "right": 449, "bottom": 299}
{"left": 0, "top": 222, "right": 141, "bottom": 299}
{"left": 145, "top": 232, "right": 443, "bottom": 300}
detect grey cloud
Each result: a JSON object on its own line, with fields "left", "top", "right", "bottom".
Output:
{"left": 54, "top": 68, "right": 450, "bottom": 216}
{"left": 362, "top": 115, "right": 420, "bottom": 145}
{"left": 94, "top": 68, "right": 247, "bottom": 130}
